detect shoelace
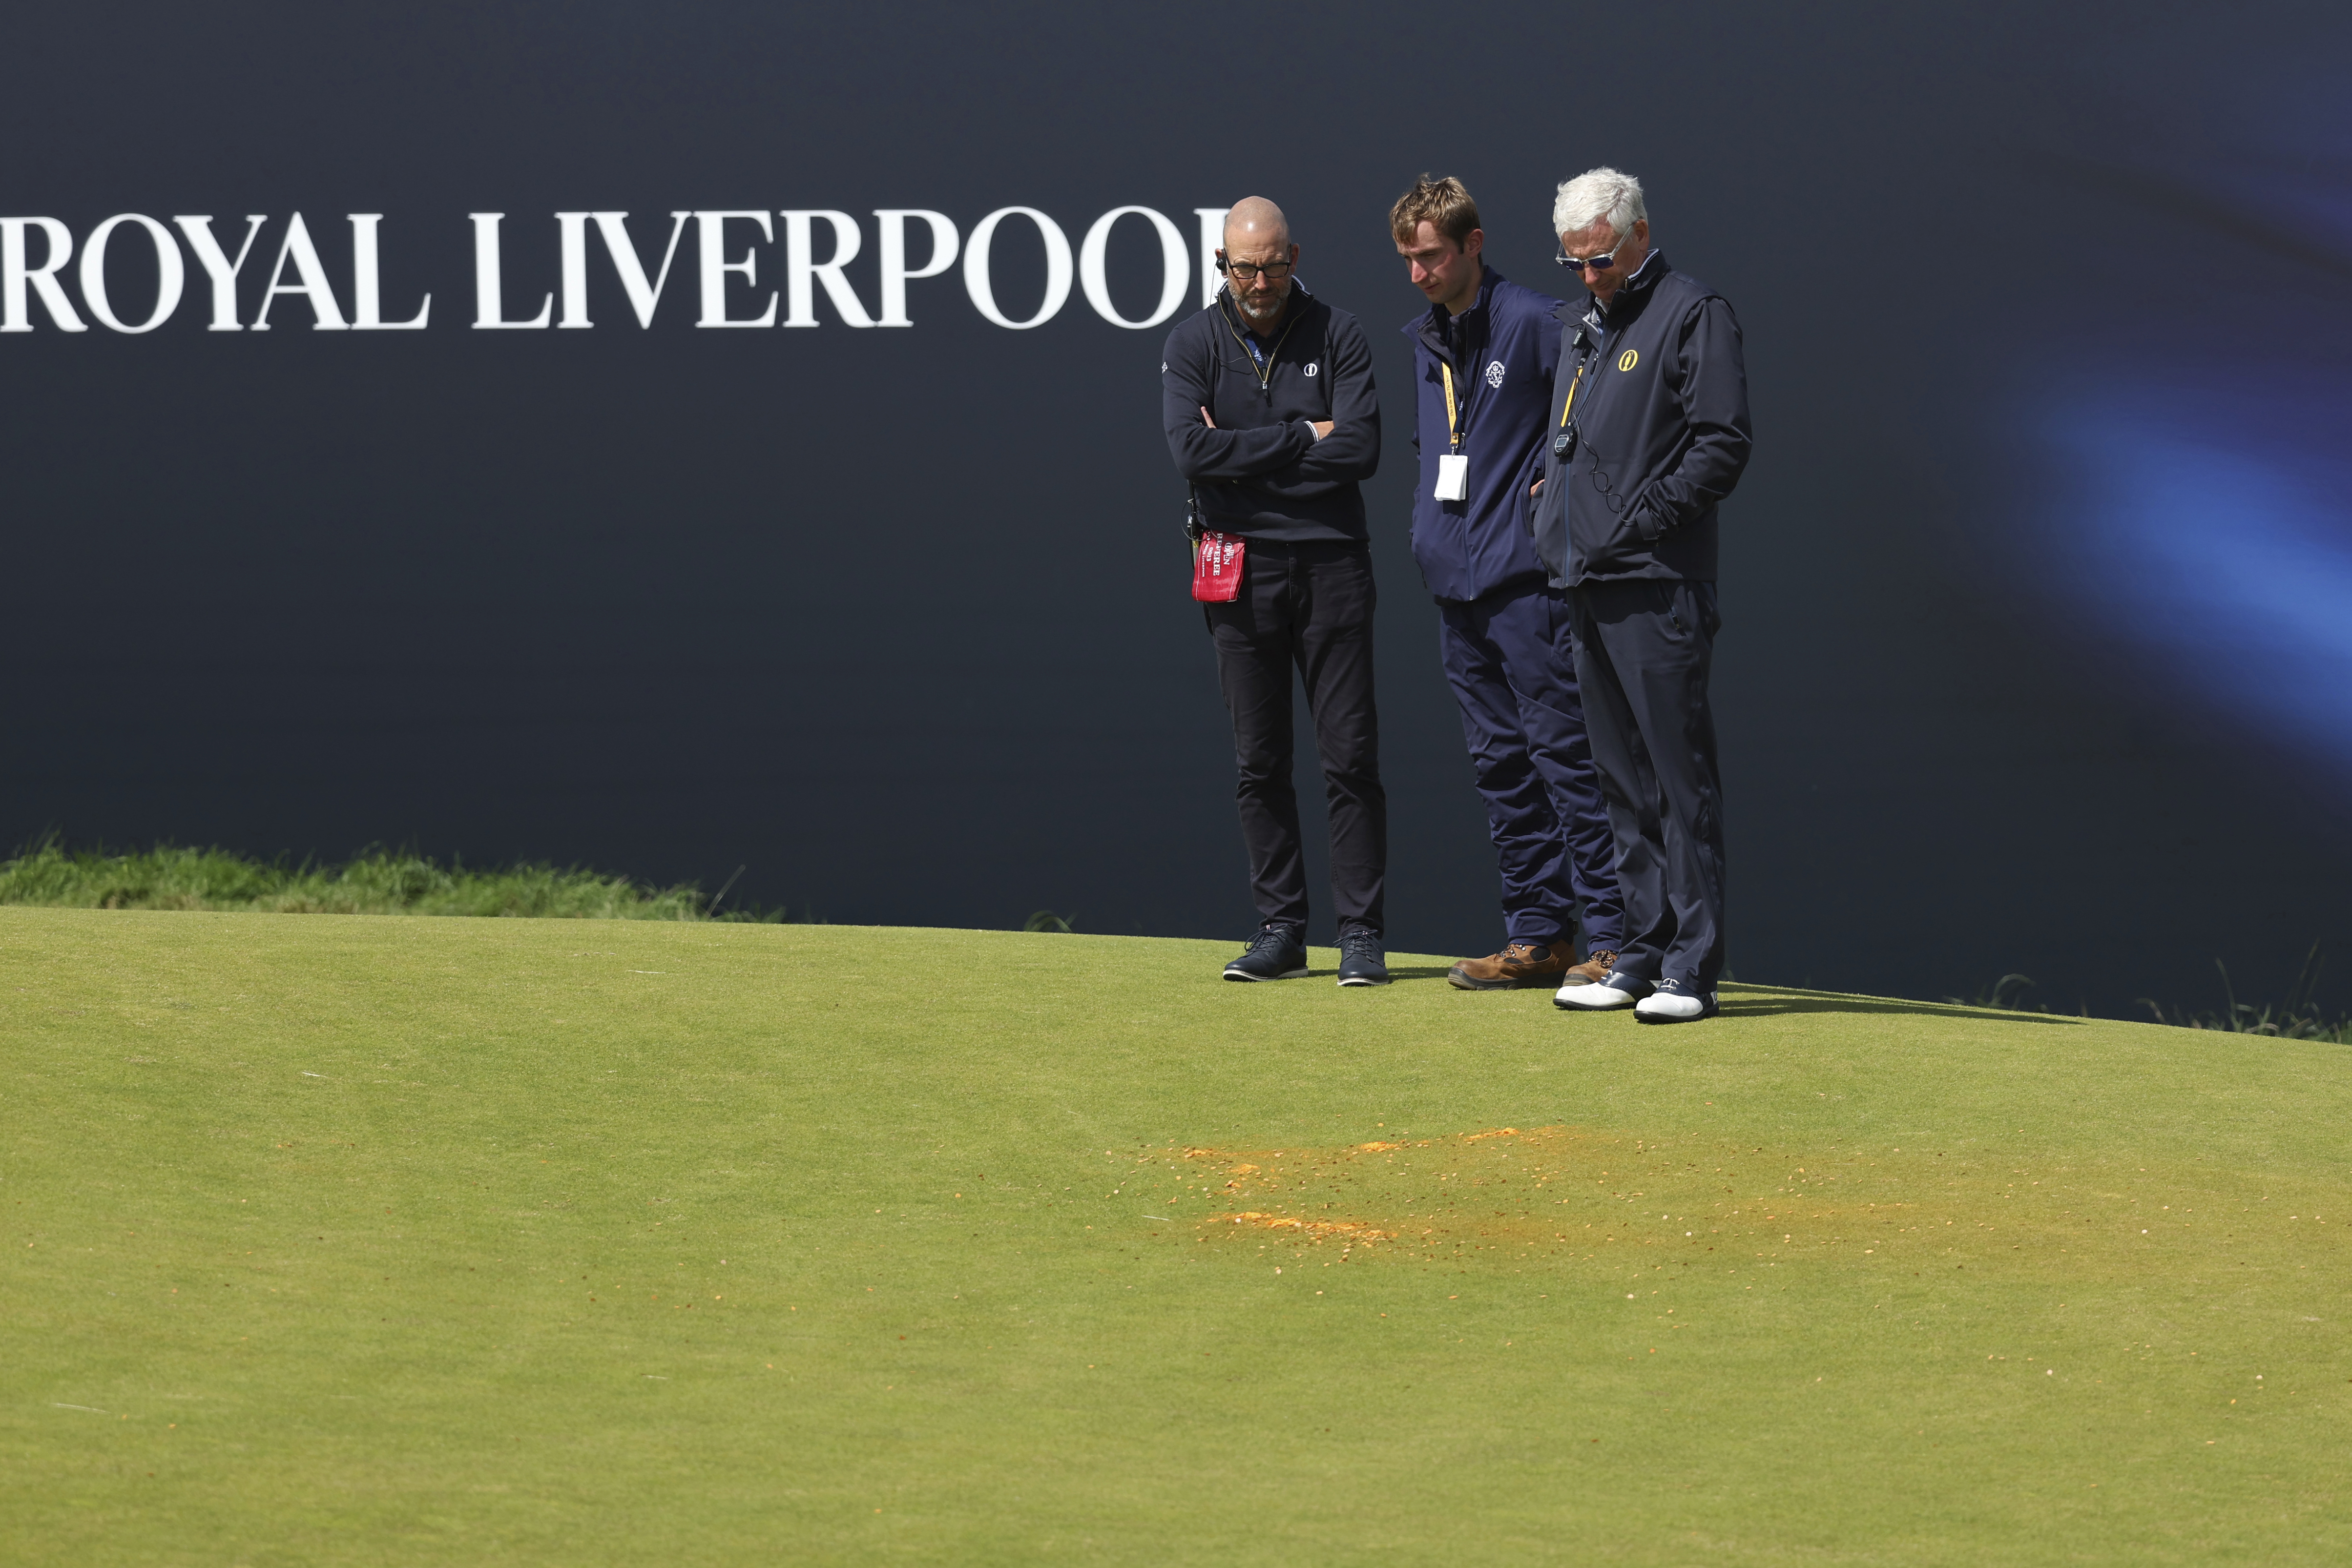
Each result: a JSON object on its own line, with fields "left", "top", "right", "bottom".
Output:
{"left": 1248, "top": 927, "right": 1301, "bottom": 956}
{"left": 1339, "top": 930, "right": 1381, "bottom": 960}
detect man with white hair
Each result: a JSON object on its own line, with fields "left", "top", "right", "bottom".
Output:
{"left": 1535, "top": 167, "right": 1752, "bottom": 1023}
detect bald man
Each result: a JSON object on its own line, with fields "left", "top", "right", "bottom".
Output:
{"left": 1162, "top": 198, "right": 1387, "bottom": 985}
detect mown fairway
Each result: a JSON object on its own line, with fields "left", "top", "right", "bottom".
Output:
{"left": 5, "top": 908, "right": 2349, "bottom": 1565}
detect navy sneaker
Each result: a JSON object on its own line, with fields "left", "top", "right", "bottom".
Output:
{"left": 1556, "top": 970, "right": 1653, "bottom": 1011}
{"left": 1633, "top": 978, "right": 1720, "bottom": 1024}
{"left": 1224, "top": 923, "right": 1309, "bottom": 982}
{"left": 1335, "top": 928, "right": 1390, "bottom": 987}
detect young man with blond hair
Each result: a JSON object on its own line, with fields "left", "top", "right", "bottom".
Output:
{"left": 1391, "top": 175, "right": 1624, "bottom": 995}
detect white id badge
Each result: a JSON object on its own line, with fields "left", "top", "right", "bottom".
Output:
{"left": 1435, "top": 453, "right": 1469, "bottom": 501}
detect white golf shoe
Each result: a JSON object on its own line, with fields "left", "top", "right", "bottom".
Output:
{"left": 1556, "top": 972, "right": 1650, "bottom": 1011}
{"left": 1633, "top": 978, "right": 1720, "bottom": 1024}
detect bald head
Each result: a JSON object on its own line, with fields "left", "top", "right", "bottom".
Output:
{"left": 1220, "top": 196, "right": 1300, "bottom": 330}
{"left": 1224, "top": 195, "right": 1291, "bottom": 251}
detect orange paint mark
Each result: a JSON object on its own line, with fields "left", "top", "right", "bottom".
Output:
{"left": 1214, "top": 1211, "right": 1395, "bottom": 1243}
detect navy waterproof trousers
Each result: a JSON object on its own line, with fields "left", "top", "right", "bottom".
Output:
{"left": 1564, "top": 579, "right": 1727, "bottom": 990}
{"left": 1437, "top": 583, "right": 1624, "bottom": 955}
{"left": 1205, "top": 539, "right": 1387, "bottom": 937}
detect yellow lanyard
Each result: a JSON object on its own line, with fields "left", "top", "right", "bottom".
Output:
{"left": 1558, "top": 355, "right": 1590, "bottom": 429}
{"left": 1440, "top": 361, "right": 1464, "bottom": 453}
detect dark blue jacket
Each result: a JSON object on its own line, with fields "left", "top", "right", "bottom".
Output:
{"left": 1531, "top": 252, "right": 1752, "bottom": 585}
{"left": 1161, "top": 283, "right": 1381, "bottom": 543}
{"left": 1401, "top": 267, "right": 1562, "bottom": 603}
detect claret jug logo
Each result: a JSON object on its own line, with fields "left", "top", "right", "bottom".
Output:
{"left": 0, "top": 204, "right": 1233, "bottom": 337}
{"left": 1618, "top": 349, "right": 1640, "bottom": 372}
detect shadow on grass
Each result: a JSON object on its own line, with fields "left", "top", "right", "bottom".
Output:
{"left": 1722, "top": 991, "right": 2088, "bottom": 1026}
{"left": 1290, "top": 966, "right": 1456, "bottom": 982}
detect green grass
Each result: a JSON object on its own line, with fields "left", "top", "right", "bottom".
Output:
{"left": 5, "top": 911, "right": 2349, "bottom": 1565}
{"left": 0, "top": 840, "right": 715, "bottom": 920}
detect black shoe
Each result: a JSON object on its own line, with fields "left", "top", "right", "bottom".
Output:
{"left": 1223, "top": 923, "right": 1308, "bottom": 981}
{"left": 1336, "top": 928, "right": 1390, "bottom": 987}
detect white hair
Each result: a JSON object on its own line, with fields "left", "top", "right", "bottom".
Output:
{"left": 1552, "top": 167, "right": 1646, "bottom": 240}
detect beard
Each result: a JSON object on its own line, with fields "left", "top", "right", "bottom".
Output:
{"left": 1236, "top": 285, "right": 1287, "bottom": 326}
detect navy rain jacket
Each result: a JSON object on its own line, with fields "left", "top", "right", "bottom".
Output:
{"left": 1162, "top": 283, "right": 1381, "bottom": 543}
{"left": 1402, "top": 267, "right": 1564, "bottom": 603}
{"left": 1531, "top": 252, "right": 1752, "bottom": 585}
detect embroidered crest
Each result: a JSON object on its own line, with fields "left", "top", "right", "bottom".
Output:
{"left": 1484, "top": 360, "right": 1506, "bottom": 389}
{"left": 1303, "top": 362, "right": 1319, "bottom": 377}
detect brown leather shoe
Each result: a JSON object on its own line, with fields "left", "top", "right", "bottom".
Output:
{"left": 1561, "top": 948, "right": 1617, "bottom": 987}
{"left": 1448, "top": 942, "right": 1571, "bottom": 991}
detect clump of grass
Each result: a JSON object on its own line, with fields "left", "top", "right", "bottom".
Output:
{"left": 2140, "top": 946, "right": 2350, "bottom": 1043}
{"left": 1943, "top": 973, "right": 2071, "bottom": 1013}
{"left": 1948, "top": 948, "right": 2350, "bottom": 1042}
{"left": 0, "top": 838, "right": 717, "bottom": 920}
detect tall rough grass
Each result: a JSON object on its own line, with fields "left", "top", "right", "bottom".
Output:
{"left": 2137, "top": 946, "right": 2350, "bottom": 1044}
{"left": 0, "top": 839, "right": 714, "bottom": 919}
{"left": 1947, "top": 949, "right": 2349, "bottom": 1044}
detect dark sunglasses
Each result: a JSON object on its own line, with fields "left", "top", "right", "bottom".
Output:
{"left": 1554, "top": 246, "right": 1623, "bottom": 272}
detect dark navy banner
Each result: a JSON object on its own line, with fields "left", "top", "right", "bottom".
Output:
{"left": 5, "top": 0, "right": 2348, "bottom": 1013}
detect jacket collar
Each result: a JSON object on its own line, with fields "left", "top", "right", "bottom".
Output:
{"left": 1409, "top": 265, "right": 1503, "bottom": 361}
{"left": 1591, "top": 249, "right": 1669, "bottom": 323}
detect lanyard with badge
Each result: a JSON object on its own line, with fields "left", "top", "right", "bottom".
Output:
{"left": 1433, "top": 304, "right": 1485, "bottom": 502}
{"left": 1435, "top": 357, "right": 1472, "bottom": 501}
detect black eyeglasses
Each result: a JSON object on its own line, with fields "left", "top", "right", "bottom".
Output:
{"left": 1219, "top": 257, "right": 1294, "bottom": 285}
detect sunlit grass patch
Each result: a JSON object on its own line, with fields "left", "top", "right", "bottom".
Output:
{"left": 6, "top": 912, "right": 2351, "bottom": 1566}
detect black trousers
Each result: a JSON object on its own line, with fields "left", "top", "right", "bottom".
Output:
{"left": 1204, "top": 538, "right": 1386, "bottom": 936}
{"left": 1564, "top": 579, "right": 1727, "bottom": 989}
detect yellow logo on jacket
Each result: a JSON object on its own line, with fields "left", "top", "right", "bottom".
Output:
{"left": 1618, "top": 349, "right": 1640, "bottom": 372}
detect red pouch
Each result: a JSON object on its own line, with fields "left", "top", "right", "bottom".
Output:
{"left": 1192, "top": 530, "right": 1245, "bottom": 602}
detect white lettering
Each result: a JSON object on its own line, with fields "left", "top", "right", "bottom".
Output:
{"left": 694, "top": 211, "right": 777, "bottom": 328}
{"left": 556, "top": 213, "right": 592, "bottom": 328}
{"left": 251, "top": 213, "right": 348, "bottom": 330}
{"left": 1079, "top": 206, "right": 1186, "bottom": 330}
{"left": 1193, "top": 207, "right": 1229, "bottom": 308}
{"left": 779, "top": 211, "right": 874, "bottom": 328}
{"left": 872, "top": 209, "right": 957, "bottom": 328}
{"left": 0, "top": 218, "right": 88, "bottom": 332}
{"left": 962, "top": 206, "right": 1071, "bottom": 331}
{"left": 469, "top": 213, "right": 551, "bottom": 329}
{"left": 171, "top": 215, "right": 267, "bottom": 331}
{"left": 348, "top": 214, "right": 429, "bottom": 330}
{"left": 77, "top": 214, "right": 184, "bottom": 334}
{"left": 554, "top": 211, "right": 690, "bottom": 329}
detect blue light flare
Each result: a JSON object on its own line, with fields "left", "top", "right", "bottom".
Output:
{"left": 2039, "top": 384, "right": 2352, "bottom": 775}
